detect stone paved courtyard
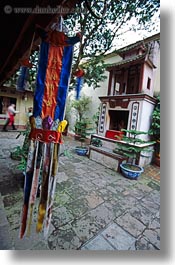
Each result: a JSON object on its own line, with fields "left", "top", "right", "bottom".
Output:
{"left": 0, "top": 131, "right": 160, "bottom": 250}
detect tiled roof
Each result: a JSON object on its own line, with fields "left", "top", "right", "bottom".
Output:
{"left": 106, "top": 54, "right": 146, "bottom": 70}
{"left": 116, "top": 33, "right": 160, "bottom": 55}
{"left": 117, "top": 41, "right": 146, "bottom": 54}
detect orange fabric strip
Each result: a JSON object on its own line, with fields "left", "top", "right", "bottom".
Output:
{"left": 42, "top": 45, "right": 64, "bottom": 120}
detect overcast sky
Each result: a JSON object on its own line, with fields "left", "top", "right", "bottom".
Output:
{"left": 112, "top": 8, "right": 160, "bottom": 50}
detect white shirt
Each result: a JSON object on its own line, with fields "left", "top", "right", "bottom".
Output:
{"left": 7, "top": 105, "right": 19, "bottom": 115}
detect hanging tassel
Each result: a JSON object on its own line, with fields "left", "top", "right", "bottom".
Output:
{"left": 73, "top": 68, "right": 85, "bottom": 100}
{"left": 16, "top": 32, "right": 35, "bottom": 91}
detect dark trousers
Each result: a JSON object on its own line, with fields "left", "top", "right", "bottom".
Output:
{"left": 2, "top": 118, "right": 16, "bottom": 130}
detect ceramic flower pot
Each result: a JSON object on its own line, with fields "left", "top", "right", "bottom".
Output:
{"left": 75, "top": 146, "right": 88, "bottom": 156}
{"left": 120, "top": 163, "right": 144, "bottom": 180}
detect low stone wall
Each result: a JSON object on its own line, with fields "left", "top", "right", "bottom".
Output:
{"left": 89, "top": 145, "right": 127, "bottom": 172}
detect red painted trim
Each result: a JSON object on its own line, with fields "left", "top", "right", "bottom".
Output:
{"left": 29, "top": 128, "right": 61, "bottom": 143}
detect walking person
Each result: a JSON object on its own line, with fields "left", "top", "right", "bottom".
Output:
{"left": 2, "top": 104, "right": 19, "bottom": 131}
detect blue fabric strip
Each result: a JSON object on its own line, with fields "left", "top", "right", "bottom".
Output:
{"left": 24, "top": 171, "right": 33, "bottom": 204}
{"left": 33, "top": 41, "right": 49, "bottom": 117}
{"left": 54, "top": 46, "right": 73, "bottom": 121}
{"left": 66, "top": 35, "right": 80, "bottom": 45}
{"left": 76, "top": 76, "right": 84, "bottom": 100}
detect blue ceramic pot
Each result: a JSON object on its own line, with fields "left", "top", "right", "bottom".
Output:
{"left": 120, "top": 163, "right": 144, "bottom": 180}
{"left": 75, "top": 147, "right": 88, "bottom": 156}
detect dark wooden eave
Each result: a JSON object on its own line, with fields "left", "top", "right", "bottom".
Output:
{"left": 106, "top": 54, "right": 146, "bottom": 71}
{"left": 99, "top": 94, "right": 157, "bottom": 105}
{"left": 0, "top": 0, "right": 82, "bottom": 86}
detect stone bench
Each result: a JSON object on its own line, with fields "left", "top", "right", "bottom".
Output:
{"left": 88, "top": 144, "right": 127, "bottom": 172}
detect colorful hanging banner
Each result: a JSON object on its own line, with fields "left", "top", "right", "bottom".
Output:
{"left": 19, "top": 29, "right": 81, "bottom": 239}
{"left": 33, "top": 30, "right": 80, "bottom": 121}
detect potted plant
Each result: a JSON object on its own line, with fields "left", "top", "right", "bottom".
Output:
{"left": 71, "top": 95, "right": 92, "bottom": 139}
{"left": 74, "top": 119, "right": 93, "bottom": 156}
{"left": 114, "top": 129, "right": 155, "bottom": 180}
{"left": 149, "top": 95, "right": 160, "bottom": 166}
{"left": 91, "top": 137, "right": 103, "bottom": 147}
{"left": 71, "top": 95, "right": 97, "bottom": 155}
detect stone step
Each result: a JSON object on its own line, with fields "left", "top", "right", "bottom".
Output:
{"left": 0, "top": 193, "right": 13, "bottom": 250}
{"left": 88, "top": 145, "right": 127, "bottom": 172}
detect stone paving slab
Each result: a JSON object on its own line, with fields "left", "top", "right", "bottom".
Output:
{"left": 114, "top": 212, "right": 146, "bottom": 238}
{"left": 101, "top": 223, "right": 136, "bottom": 250}
{"left": 0, "top": 132, "right": 160, "bottom": 250}
{"left": 0, "top": 193, "right": 13, "bottom": 250}
{"left": 0, "top": 224, "right": 13, "bottom": 250}
{"left": 81, "top": 234, "right": 115, "bottom": 250}
{"left": 81, "top": 222, "right": 136, "bottom": 250}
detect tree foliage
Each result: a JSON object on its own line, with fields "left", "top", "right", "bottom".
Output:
{"left": 64, "top": 0, "right": 160, "bottom": 88}
{"left": 4, "top": 1, "right": 160, "bottom": 90}
{"left": 82, "top": 56, "right": 107, "bottom": 88}
{"left": 114, "top": 129, "right": 155, "bottom": 165}
{"left": 4, "top": 50, "right": 39, "bottom": 90}
{"left": 71, "top": 94, "right": 92, "bottom": 121}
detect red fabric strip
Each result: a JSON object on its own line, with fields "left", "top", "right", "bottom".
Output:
{"left": 41, "top": 45, "right": 64, "bottom": 120}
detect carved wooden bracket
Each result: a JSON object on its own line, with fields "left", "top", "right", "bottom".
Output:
{"left": 109, "top": 98, "right": 130, "bottom": 108}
